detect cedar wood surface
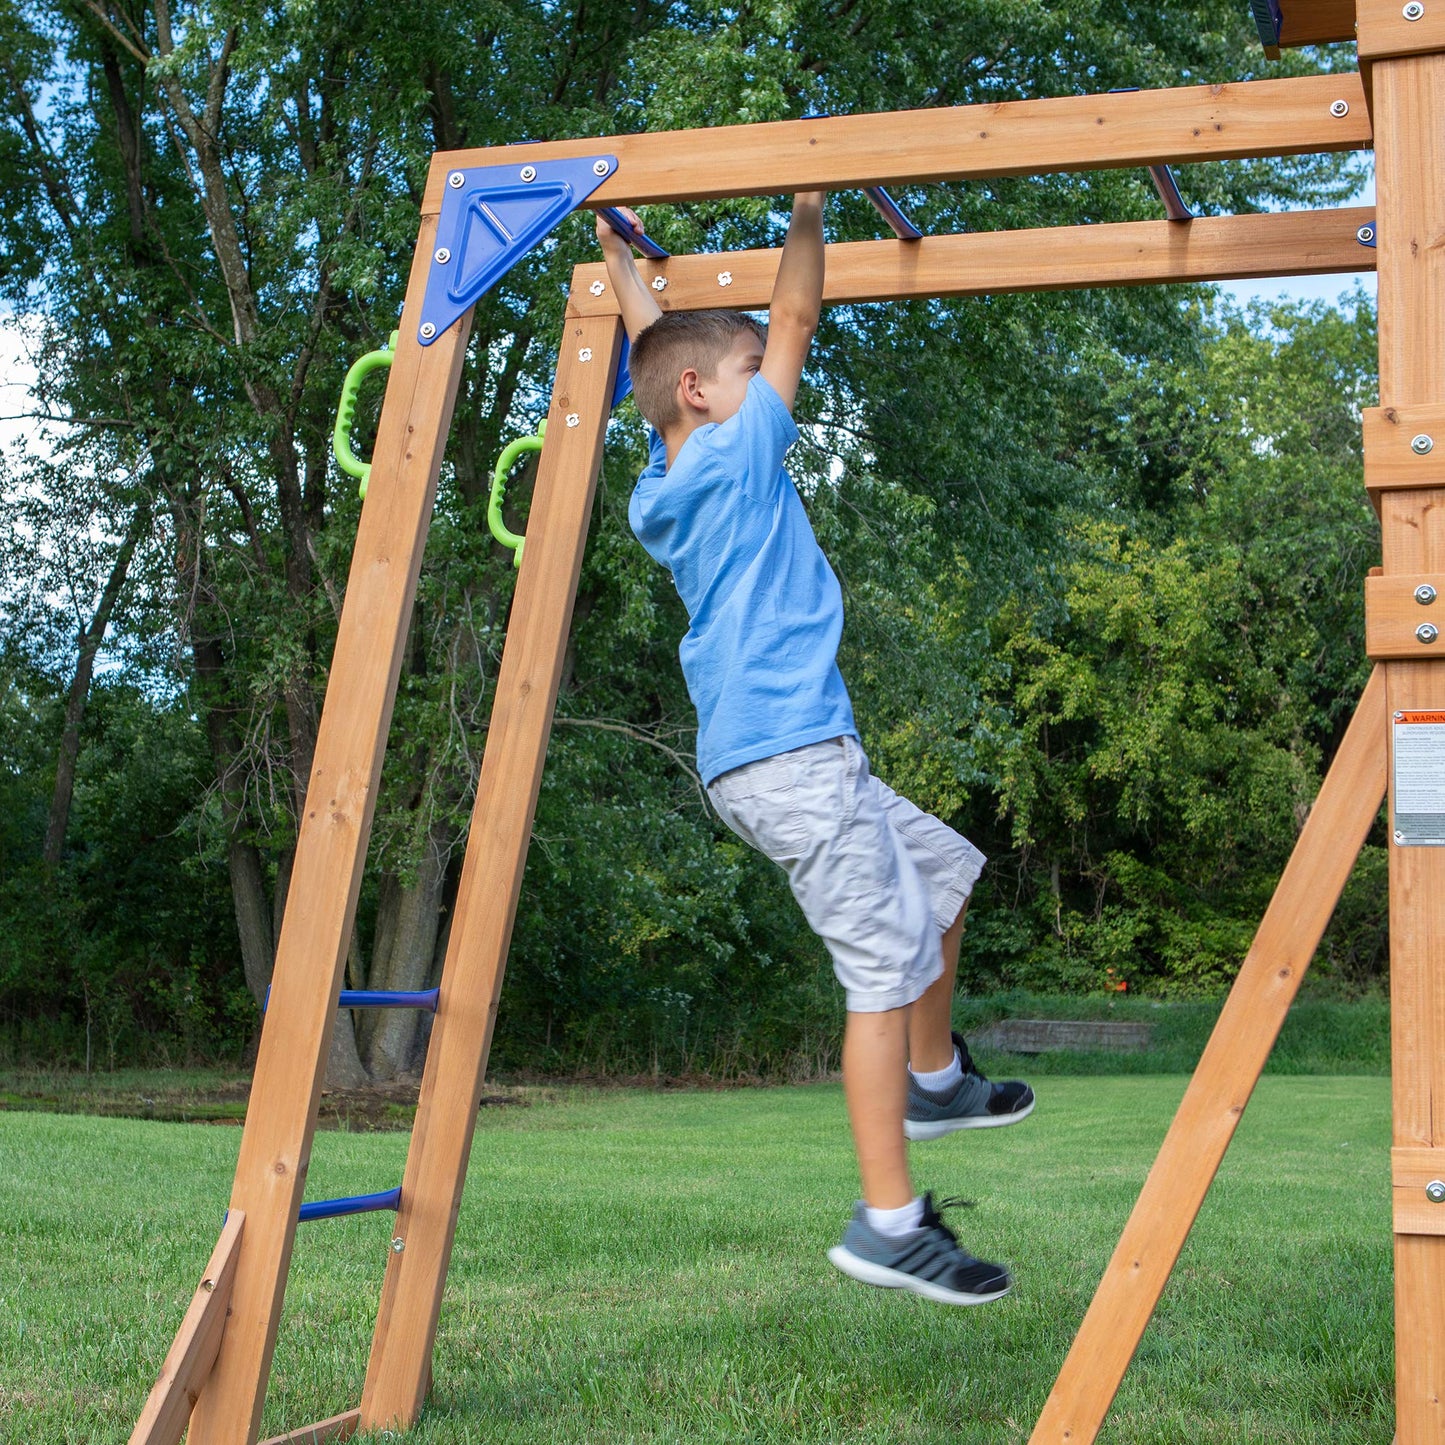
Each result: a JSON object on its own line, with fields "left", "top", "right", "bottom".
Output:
{"left": 1365, "top": 574, "right": 1445, "bottom": 658}
{"left": 1027, "top": 668, "right": 1389, "bottom": 1443}
{"left": 1374, "top": 52, "right": 1445, "bottom": 1443}
{"left": 127, "top": 1212, "right": 244, "bottom": 1445}
{"left": 256, "top": 1411, "right": 360, "bottom": 1445}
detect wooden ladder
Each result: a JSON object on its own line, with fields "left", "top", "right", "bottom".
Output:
{"left": 126, "top": 182, "right": 625, "bottom": 1442}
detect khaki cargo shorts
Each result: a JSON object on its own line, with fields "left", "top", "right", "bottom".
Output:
{"left": 707, "top": 735, "right": 986, "bottom": 1013}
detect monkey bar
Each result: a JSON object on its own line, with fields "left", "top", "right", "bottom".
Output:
{"left": 128, "top": 7, "right": 1445, "bottom": 1443}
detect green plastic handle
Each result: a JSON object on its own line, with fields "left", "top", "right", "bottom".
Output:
{"left": 333, "top": 331, "right": 399, "bottom": 499}
{"left": 489, "top": 420, "right": 547, "bottom": 568}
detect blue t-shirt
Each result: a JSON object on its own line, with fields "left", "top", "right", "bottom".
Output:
{"left": 629, "top": 375, "right": 857, "bottom": 784}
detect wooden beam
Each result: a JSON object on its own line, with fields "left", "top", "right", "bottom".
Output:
{"left": 1359, "top": 0, "right": 1445, "bottom": 60}
{"left": 257, "top": 1411, "right": 359, "bottom": 1445}
{"left": 1279, "top": 0, "right": 1359, "bottom": 48}
{"left": 567, "top": 207, "right": 1374, "bottom": 316}
{"left": 182, "top": 215, "right": 474, "bottom": 1445}
{"left": 1363, "top": 402, "right": 1445, "bottom": 498}
{"left": 424, "top": 73, "right": 1370, "bottom": 212}
{"left": 1030, "top": 666, "right": 1387, "bottom": 1445}
{"left": 1372, "top": 48, "right": 1445, "bottom": 1445}
{"left": 359, "top": 314, "right": 626, "bottom": 1432}
{"left": 128, "top": 1212, "right": 244, "bottom": 1445}
{"left": 1365, "top": 573, "right": 1445, "bottom": 657}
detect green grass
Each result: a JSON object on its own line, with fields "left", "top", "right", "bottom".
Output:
{"left": 1, "top": 1077, "right": 1393, "bottom": 1443}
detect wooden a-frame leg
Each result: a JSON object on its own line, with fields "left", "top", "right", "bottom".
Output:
{"left": 359, "top": 310, "right": 626, "bottom": 1431}
{"left": 180, "top": 215, "right": 473, "bottom": 1445}
{"left": 1029, "top": 665, "right": 1388, "bottom": 1444}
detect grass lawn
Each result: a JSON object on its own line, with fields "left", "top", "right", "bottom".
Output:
{"left": 1, "top": 1075, "right": 1392, "bottom": 1443}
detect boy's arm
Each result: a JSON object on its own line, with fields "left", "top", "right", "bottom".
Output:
{"left": 595, "top": 207, "right": 664, "bottom": 343}
{"left": 759, "top": 192, "right": 825, "bottom": 414}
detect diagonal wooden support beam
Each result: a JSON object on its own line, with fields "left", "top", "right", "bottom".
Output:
{"left": 568, "top": 207, "right": 1375, "bottom": 315}
{"left": 257, "top": 1411, "right": 359, "bottom": 1445}
{"left": 1030, "top": 664, "right": 1388, "bottom": 1444}
{"left": 359, "top": 312, "right": 626, "bottom": 1432}
{"left": 425, "top": 73, "right": 1370, "bottom": 210}
{"left": 128, "top": 1212, "right": 245, "bottom": 1445}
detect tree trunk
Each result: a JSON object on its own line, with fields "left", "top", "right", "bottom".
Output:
{"left": 362, "top": 828, "right": 449, "bottom": 1080}
{"left": 43, "top": 500, "right": 149, "bottom": 864}
{"left": 229, "top": 838, "right": 276, "bottom": 1008}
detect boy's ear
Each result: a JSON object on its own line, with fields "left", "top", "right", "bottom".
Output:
{"left": 678, "top": 367, "right": 708, "bottom": 413}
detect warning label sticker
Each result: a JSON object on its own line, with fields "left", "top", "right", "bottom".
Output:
{"left": 1393, "top": 712, "right": 1445, "bottom": 846}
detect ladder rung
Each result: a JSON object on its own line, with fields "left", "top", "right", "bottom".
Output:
{"left": 339, "top": 987, "right": 440, "bottom": 1010}
{"left": 298, "top": 1186, "right": 401, "bottom": 1224}
{"left": 863, "top": 185, "right": 923, "bottom": 240}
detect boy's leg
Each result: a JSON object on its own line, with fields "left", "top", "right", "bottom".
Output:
{"left": 906, "top": 903, "right": 967, "bottom": 1073}
{"left": 842, "top": 1005, "right": 912, "bottom": 1208}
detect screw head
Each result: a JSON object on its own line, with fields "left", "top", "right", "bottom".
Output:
{"left": 1357, "top": 223, "right": 1376, "bottom": 245}
{"left": 1413, "top": 433, "right": 1435, "bottom": 454}
{"left": 434, "top": 247, "right": 451, "bottom": 265}
{"left": 1428, "top": 1180, "right": 1445, "bottom": 1203}
{"left": 651, "top": 276, "right": 668, "bottom": 291}
{"left": 1416, "top": 622, "right": 1440, "bottom": 644}
{"left": 578, "top": 347, "right": 593, "bottom": 362}
{"left": 1331, "top": 99, "right": 1351, "bottom": 117}
{"left": 448, "top": 171, "right": 465, "bottom": 189}
{"left": 1405, "top": 1, "right": 1426, "bottom": 19}
{"left": 589, "top": 279, "right": 606, "bottom": 296}
{"left": 520, "top": 165, "right": 537, "bottom": 183}
{"left": 593, "top": 159, "right": 611, "bottom": 176}
{"left": 717, "top": 270, "right": 733, "bottom": 287}
{"left": 419, "top": 321, "right": 436, "bottom": 340}
{"left": 1395, "top": 711, "right": 1406, "bottom": 722}
{"left": 1417, "top": 583, "right": 1439, "bottom": 605}
{"left": 1395, "top": 829, "right": 1407, "bottom": 844}
{"left": 566, "top": 412, "right": 581, "bottom": 428}
{"left": 390, "top": 1237, "right": 406, "bottom": 1253}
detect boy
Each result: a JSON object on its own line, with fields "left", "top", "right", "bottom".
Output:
{"left": 596, "top": 196, "right": 1034, "bottom": 1305}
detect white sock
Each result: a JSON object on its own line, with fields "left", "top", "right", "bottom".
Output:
{"left": 864, "top": 1196, "right": 925, "bottom": 1238}
{"left": 909, "top": 1047, "right": 963, "bottom": 1094}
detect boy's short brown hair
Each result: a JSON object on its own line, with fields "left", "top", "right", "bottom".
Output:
{"left": 628, "top": 310, "right": 767, "bottom": 431}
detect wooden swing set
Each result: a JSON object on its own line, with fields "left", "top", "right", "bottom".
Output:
{"left": 126, "top": 3, "right": 1445, "bottom": 1440}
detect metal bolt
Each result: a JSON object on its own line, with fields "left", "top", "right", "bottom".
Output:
{"left": 1405, "top": 1, "right": 1426, "bottom": 19}
{"left": 651, "top": 276, "right": 668, "bottom": 291}
{"left": 520, "top": 165, "right": 537, "bottom": 183}
{"left": 1331, "top": 99, "right": 1351, "bottom": 118}
{"left": 1357, "top": 223, "right": 1376, "bottom": 246}
{"left": 1416, "top": 622, "right": 1440, "bottom": 644}
{"left": 593, "top": 159, "right": 611, "bottom": 176}
{"left": 448, "top": 172, "right": 465, "bottom": 189}
{"left": 566, "top": 413, "right": 581, "bottom": 428}
{"left": 419, "top": 321, "right": 437, "bottom": 340}
{"left": 1417, "top": 584, "right": 1439, "bottom": 605}
{"left": 1413, "top": 433, "right": 1435, "bottom": 454}
{"left": 1395, "top": 711, "right": 1406, "bottom": 722}
{"left": 1395, "top": 829, "right": 1407, "bottom": 844}
{"left": 717, "top": 270, "right": 733, "bottom": 287}
{"left": 390, "top": 1237, "right": 405, "bottom": 1253}
{"left": 1428, "top": 1180, "right": 1445, "bottom": 1203}
{"left": 589, "top": 280, "right": 606, "bottom": 296}
{"left": 578, "top": 347, "right": 593, "bottom": 362}
{"left": 434, "top": 247, "right": 451, "bottom": 265}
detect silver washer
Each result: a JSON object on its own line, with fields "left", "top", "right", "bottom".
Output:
{"left": 434, "top": 247, "right": 451, "bottom": 265}
{"left": 1416, "top": 622, "right": 1440, "bottom": 644}
{"left": 448, "top": 172, "right": 465, "bottom": 189}
{"left": 1404, "top": 2, "right": 1426, "bottom": 19}
{"left": 1413, "top": 433, "right": 1435, "bottom": 454}
{"left": 593, "top": 159, "right": 611, "bottom": 176}
{"left": 419, "top": 321, "right": 437, "bottom": 340}
{"left": 1330, "top": 99, "right": 1350, "bottom": 117}
{"left": 566, "top": 413, "right": 581, "bottom": 428}
{"left": 1416, "top": 584, "right": 1439, "bottom": 605}
{"left": 520, "top": 165, "right": 537, "bottom": 183}
{"left": 1428, "top": 1180, "right": 1445, "bottom": 1203}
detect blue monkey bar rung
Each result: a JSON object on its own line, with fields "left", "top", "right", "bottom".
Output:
{"left": 599, "top": 206, "right": 670, "bottom": 259}
{"left": 1147, "top": 165, "right": 1194, "bottom": 222}
{"left": 863, "top": 186, "right": 923, "bottom": 240}
{"left": 262, "top": 985, "right": 440, "bottom": 1012}
{"left": 298, "top": 1186, "right": 402, "bottom": 1224}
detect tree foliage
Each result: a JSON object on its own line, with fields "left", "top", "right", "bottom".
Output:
{"left": 0, "top": 2, "right": 1380, "bottom": 1075}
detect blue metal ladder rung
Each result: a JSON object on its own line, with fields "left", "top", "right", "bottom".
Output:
{"left": 298, "top": 1186, "right": 402, "bottom": 1224}
{"left": 261, "top": 985, "right": 440, "bottom": 1013}
{"left": 863, "top": 186, "right": 923, "bottom": 240}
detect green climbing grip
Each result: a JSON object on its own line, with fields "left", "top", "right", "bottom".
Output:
{"left": 332, "top": 331, "right": 399, "bottom": 499}
{"left": 490, "top": 421, "right": 546, "bottom": 568}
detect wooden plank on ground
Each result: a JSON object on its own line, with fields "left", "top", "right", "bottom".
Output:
{"left": 128, "top": 1212, "right": 244, "bottom": 1445}
{"left": 1029, "top": 665, "right": 1388, "bottom": 1445}
{"left": 182, "top": 216, "right": 473, "bottom": 1445}
{"left": 567, "top": 208, "right": 1374, "bottom": 316}
{"left": 424, "top": 74, "right": 1370, "bottom": 211}
{"left": 1375, "top": 51, "right": 1445, "bottom": 1442}
{"left": 358, "top": 313, "right": 626, "bottom": 1432}
{"left": 257, "top": 1411, "right": 359, "bottom": 1445}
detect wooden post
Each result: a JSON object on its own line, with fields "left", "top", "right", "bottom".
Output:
{"left": 1029, "top": 668, "right": 1388, "bottom": 1443}
{"left": 1372, "top": 46, "right": 1445, "bottom": 1445}
{"left": 183, "top": 211, "right": 473, "bottom": 1444}
{"left": 359, "top": 310, "right": 625, "bottom": 1431}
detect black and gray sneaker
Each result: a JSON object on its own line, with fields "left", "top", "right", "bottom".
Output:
{"left": 905, "top": 1031, "right": 1035, "bottom": 1141}
{"left": 827, "top": 1193, "right": 1011, "bottom": 1306}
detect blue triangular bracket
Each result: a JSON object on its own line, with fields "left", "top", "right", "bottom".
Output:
{"left": 417, "top": 154, "right": 618, "bottom": 345}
